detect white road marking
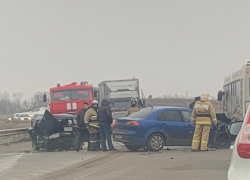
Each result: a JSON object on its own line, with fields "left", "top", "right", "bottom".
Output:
{"left": 0, "top": 153, "right": 24, "bottom": 156}
{"left": 0, "top": 154, "right": 24, "bottom": 174}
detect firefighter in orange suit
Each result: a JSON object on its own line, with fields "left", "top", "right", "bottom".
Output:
{"left": 191, "top": 92, "right": 218, "bottom": 151}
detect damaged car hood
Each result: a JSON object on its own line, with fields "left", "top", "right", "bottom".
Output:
{"left": 34, "top": 110, "right": 74, "bottom": 136}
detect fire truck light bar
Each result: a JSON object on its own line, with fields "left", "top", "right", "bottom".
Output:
{"left": 81, "top": 81, "right": 88, "bottom": 85}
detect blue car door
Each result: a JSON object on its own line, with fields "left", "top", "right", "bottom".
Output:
{"left": 180, "top": 110, "right": 195, "bottom": 145}
{"left": 156, "top": 110, "right": 186, "bottom": 145}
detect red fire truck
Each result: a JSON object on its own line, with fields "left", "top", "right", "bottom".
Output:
{"left": 43, "top": 81, "right": 98, "bottom": 115}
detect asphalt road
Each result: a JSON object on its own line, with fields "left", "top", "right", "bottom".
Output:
{"left": 0, "top": 142, "right": 231, "bottom": 180}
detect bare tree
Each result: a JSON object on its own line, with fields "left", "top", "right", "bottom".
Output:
{"left": 30, "top": 92, "right": 46, "bottom": 109}
{"left": 22, "top": 100, "right": 30, "bottom": 110}
{"left": 0, "top": 92, "right": 11, "bottom": 114}
{"left": 12, "top": 92, "right": 23, "bottom": 112}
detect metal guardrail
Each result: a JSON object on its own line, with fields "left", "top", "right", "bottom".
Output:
{"left": 0, "top": 128, "right": 30, "bottom": 145}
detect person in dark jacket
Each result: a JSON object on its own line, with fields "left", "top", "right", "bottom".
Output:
{"left": 189, "top": 96, "right": 201, "bottom": 110}
{"left": 75, "top": 102, "right": 89, "bottom": 151}
{"left": 98, "top": 99, "right": 116, "bottom": 151}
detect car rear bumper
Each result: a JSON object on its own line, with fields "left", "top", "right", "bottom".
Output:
{"left": 113, "top": 130, "right": 146, "bottom": 146}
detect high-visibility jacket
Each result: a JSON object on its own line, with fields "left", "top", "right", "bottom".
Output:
{"left": 84, "top": 108, "right": 99, "bottom": 129}
{"left": 191, "top": 100, "right": 217, "bottom": 126}
{"left": 125, "top": 106, "right": 140, "bottom": 116}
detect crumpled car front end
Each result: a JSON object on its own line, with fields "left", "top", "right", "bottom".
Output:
{"left": 29, "top": 110, "right": 80, "bottom": 151}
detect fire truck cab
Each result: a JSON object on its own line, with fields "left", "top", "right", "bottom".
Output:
{"left": 43, "top": 81, "right": 98, "bottom": 115}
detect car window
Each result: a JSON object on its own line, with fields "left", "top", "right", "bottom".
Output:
{"left": 157, "top": 110, "right": 182, "bottom": 122}
{"left": 229, "top": 121, "right": 243, "bottom": 136}
{"left": 128, "top": 108, "right": 157, "bottom": 119}
{"left": 113, "top": 113, "right": 126, "bottom": 119}
{"left": 20, "top": 114, "right": 29, "bottom": 117}
{"left": 181, "top": 111, "right": 192, "bottom": 122}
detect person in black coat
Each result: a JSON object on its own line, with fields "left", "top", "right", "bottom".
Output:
{"left": 98, "top": 99, "right": 116, "bottom": 151}
{"left": 75, "top": 102, "right": 89, "bottom": 151}
{"left": 189, "top": 96, "right": 201, "bottom": 110}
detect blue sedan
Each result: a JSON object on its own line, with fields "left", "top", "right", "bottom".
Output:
{"left": 113, "top": 106, "right": 215, "bottom": 152}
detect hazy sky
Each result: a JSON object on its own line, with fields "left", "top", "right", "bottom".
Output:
{"left": 0, "top": 0, "right": 249, "bottom": 99}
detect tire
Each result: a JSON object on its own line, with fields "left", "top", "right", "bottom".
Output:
{"left": 45, "top": 139, "right": 52, "bottom": 152}
{"left": 32, "top": 142, "right": 40, "bottom": 150}
{"left": 125, "top": 145, "right": 141, "bottom": 152}
{"left": 147, "top": 133, "right": 165, "bottom": 152}
{"left": 216, "top": 132, "right": 231, "bottom": 149}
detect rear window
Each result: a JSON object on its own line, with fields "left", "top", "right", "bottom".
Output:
{"left": 128, "top": 108, "right": 157, "bottom": 119}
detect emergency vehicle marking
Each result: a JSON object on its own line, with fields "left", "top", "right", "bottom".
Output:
{"left": 72, "top": 103, "right": 77, "bottom": 110}
{"left": 67, "top": 103, "right": 71, "bottom": 110}
{"left": 195, "top": 104, "right": 209, "bottom": 110}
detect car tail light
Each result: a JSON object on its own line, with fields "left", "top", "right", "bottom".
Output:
{"left": 237, "top": 113, "right": 250, "bottom": 158}
{"left": 126, "top": 121, "right": 140, "bottom": 126}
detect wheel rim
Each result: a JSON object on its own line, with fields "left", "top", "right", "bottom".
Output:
{"left": 218, "top": 136, "right": 227, "bottom": 147}
{"left": 150, "top": 135, "right": 163, "bottom": 150}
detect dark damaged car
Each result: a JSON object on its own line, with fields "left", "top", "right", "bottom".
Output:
{"left": 29, "top": 110, "right": 89, "bottom": 151}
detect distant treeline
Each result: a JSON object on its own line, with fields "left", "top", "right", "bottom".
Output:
{"left": 0, "top": 92, "right": 46, "bottom": 114}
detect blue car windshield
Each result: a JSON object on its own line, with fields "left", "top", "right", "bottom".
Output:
{"left": 128, "top": 107, "right": 157, "bottom": 119}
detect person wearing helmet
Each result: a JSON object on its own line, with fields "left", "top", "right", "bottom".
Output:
{"left": 191, "top": 92, "right": 218, "bottom": 151}
{"left": 84, "top": 100, "right": 100, "bottom": 151}
{"left": 125, "top": 97, "right": 140, "bottom": 117}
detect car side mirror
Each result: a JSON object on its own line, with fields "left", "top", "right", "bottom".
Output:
{"left": 43, "top": 94, "right": 47, "bottom": 102}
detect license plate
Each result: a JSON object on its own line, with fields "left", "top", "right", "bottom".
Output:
{"left": 64, "top": 127, "right": 73, "bottom": 131}
{"left": 49, "top": 133, "right": 59, "bottom": 139}
{"left": 114, "top": 134, "right": 122, "bottom": 139}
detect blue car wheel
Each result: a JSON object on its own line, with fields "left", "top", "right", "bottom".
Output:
{"left": 147, "top": 133, "right": 165, "bottom": 152}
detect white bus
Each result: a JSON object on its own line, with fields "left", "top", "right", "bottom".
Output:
{"left": 218, "top": 60, "right": 250, "bottom": 122}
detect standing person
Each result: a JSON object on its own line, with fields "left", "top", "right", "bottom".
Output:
{"left": 125, "top": 97, "right": 140, "bottom": 117}
{"left": 84, "top": 100, "right": 100, "bottom": 151}
{"left": 189, "top": 96, "right": 201, "bottom": 110}
{"left": 191, "top": 92, "right": 218, "bottom": 151}
{"left": 75, "top": 102, "right": 89, "bottom": 152}
{"left": 98, "top": 99, "right": 116, "bottom": 151}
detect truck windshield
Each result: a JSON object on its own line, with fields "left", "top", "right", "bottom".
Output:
{"left": 110, "top": 101, "right": 131, "bottom": 111}
{"left": 52, "top": 89, "right": 91, "bottom": 101}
